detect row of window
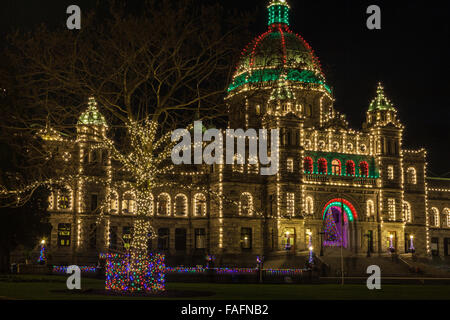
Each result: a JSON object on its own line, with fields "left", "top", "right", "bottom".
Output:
{"left": 50, "top": 189, "right": 208, "bottom": 216}
{"left": 430, "top": 208, "right": 450, "bottom": 228}
{"left": 57, "top": 224, "right": 254, "bottom": 250}
{"left": 303, "top": 157, "right": 370, "bottom": 177}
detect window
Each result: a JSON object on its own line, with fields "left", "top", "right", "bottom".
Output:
{"left": 122, "top": 226, "right": 132, "bottom": 250}
{"left": 444, "top": 208, "right": 450, "bottom": 227}
{"left": 109, "top": 226, "right": 118, "bottom": 250}
{"left": 57, "top": 223, "right": 71, "bottom": 247}
{"left": 48, "top": 192, "right": 54, "bottom": 210}
{"left": 90, "top": 194, "right": 98, "bottom": 212}
{"left": 157, "top": 228, "right": 170, "bottom": 250}
{"left": 431, "top": 237, "right": 439, "bottom": 256}
{"left": 174, "top": 194, "right": 188, "bottom": 216}
{"left": 195, "top": 228, "right": 206, "bottom": 249}
{"left": 287, "top": 158, "right": 294, "bottom": 173}
{"left": 149, "top": 193, "right": 154, "bottom": 216}
{"left": 241, "top": 228, "right": 252, "bottom": 250}
{"left": 445, "top": 238, "right": 450, "bottom": 256}
{"left": 388, "top": 198, "right": 396, "bottom": 221}
{"left": 387, "top": 165, "right": 394, "bottom": 180}
{"left": 303, "top": 157, "right": 313, "bottom": 173}
{"left": 110, "top": 191, "right": 119, "bottom": 214}
{"left": 89, "top": 223, "right": 97, "bottom": 249}
{"left": 157, "top": 193, "right": 171, "bottom": 216}
{"left": 58, "top": 187, "right": 72, "bottom": 210}
{"left": 359, "top": 161, "right": 369, "bottom": 177}
{"left": 331, "top": 159, "right": 341, "bottom": 175}
{"left": 318, "top": 158, "right": 327, "bottom": 174}
{"left": 286, "top": 192, "right": 295, "bottom": 216}
{"left": 407, "top": 167, "right": 417, "bottom": 185}
{"left": 346, "top": 160, "right": 355, "bottom": 176}
{"left": 366, "top": 200, "right": 375, "bottom": 217}
{"left": 431, "top": 208, "right": 440, "bottom": 227}
{"left": 194, "top": 193, "right": 207, "bottom": 216}
{"left": 305, "top": 197, "right": 314, "bottom": 215}
{"left": 240, "top": 193, "right": 253, "bottom": 216}
{"left": 175, "top": 228, "right": 187, "bottom": 251}
{"left": 403, "top": 201, "right": 412, "bottom": 223}
{"left": 123, "top": 192, "right": 136, "bottom": 214}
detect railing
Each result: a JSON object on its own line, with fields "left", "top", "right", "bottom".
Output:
{"left": 304, "top": 174, "right": 377, "bottom": 186}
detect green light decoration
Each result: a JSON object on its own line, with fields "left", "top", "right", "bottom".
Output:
{"left": 368, "top": 82, "right": 395, "bottom": 111}
{"left": 268, "top": 1, "right": 290, "bottom": 26}
{"left": 269, "top": 72, "right": 295, "bottom": 101}
{"left": 228, "top": 68, "right": 331, "bottom": 93}
{"left": 77, "top": 97, "right": 108, "bottom": 127}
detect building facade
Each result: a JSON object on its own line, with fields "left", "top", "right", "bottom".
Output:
{"left": 44, "top": 1, "right": 450, "bottom": 266}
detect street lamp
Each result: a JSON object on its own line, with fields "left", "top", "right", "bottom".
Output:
{"left": 364, "top": 233, "right": 371, "bottom": 257}
{"left": 318, "top": 231, "right": 325, "bottom": 256}
{"left": 308, "top": 246, "right": 314, "bottom": 264}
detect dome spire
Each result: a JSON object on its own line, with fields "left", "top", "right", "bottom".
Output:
{"left": 268, "top": 0, "right": 290, "bottom": 27}
{"left": 78, "top": 96, "right": 108, "bottom": 127}
{"left": 368, "top": 82, "right": 395, "bottom": 111}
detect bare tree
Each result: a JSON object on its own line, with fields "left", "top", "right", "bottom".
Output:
{"left": 0, "top": 0, "right": 255, "bottom": 276}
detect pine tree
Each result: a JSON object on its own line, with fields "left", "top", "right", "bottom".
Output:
{"left": 324, "top": 208, "right": 339, "bottom": 244}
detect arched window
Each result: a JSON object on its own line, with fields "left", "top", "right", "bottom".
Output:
{"left": 194, "top": 193, "right": 207, "bottom": 216}
{"left": 346, "top": 160, "right": 355, "bottom": 176}
{"left": 157, "top": 193, "right": 171, "bottom": 216}
{"left": 359, "top": 161, "right": 369, "bottom": 177}
{"left": 233, "top": 154, "right": 244, "bottom": 173}
{"left": 286, "top": 193, "right": 295, "bottom": 216}
{"left": 58, "top": 186, "right": 73, "bottom": 210}
{"left": 407, "top": 167, "right": 417, "bottom": 185}
{"left": 331, "top": 159, "right": 341, "bottom": 175}
{"left": 122, "top": 191, "right": 136, "bottom": 214}
{"left": 403, "top": 201, "right": 412, "bottom": 223}
{"left": 305, "top": 197, "right": 314, "bottom": 215}
{"left": 366, "top": 200, "right": 375, "bottom": 217}
{"left": 110, "top": 191, "right": 119, "bottom": 214}
{"left": 431, "top": 208, "right": 440, "bottom": 227}
{"left": 148, "top": 193, "right": 154, "bottom": 216}
{"left": 303, "top": 157, "right": 313, "bottom": 173}
{"left": 240, "top": 193, "right": 253, "bottom": 216}
{"left": 318, "top": 158, "right": 327, "bottom": 174}
{"left": 444, "top": 208, "right": 450, "bottom": 228}
{"left": 287, "top": 158, "right": 294, "bottom": 173}
{"left": 174, "top": 194, "right": 188, "bottom": 216}
{"left": 48, "top": 192, "right": 54, "bottom": 210}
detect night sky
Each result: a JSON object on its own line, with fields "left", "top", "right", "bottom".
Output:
{"left": 1, "top": 0, "right": 449, "bottom": 176}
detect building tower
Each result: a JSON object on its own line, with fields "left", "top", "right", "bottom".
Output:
{"left": 364, "top": 83, "right": 405, "bottom": 252}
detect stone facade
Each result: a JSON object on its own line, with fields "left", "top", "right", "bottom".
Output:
{"left": 44, "top": 1, "right": 450, "bottom": 267}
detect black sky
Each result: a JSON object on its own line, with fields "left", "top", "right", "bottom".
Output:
{"left": 1, "top": 0, "right": 449, "bottom": 176}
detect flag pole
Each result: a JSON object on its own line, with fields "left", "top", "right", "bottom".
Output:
{"left": 340, "top": 197, "right": 344, "bottom": 286}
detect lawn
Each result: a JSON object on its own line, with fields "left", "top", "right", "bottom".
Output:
{"left": 0, "top": 275, "right": 449, "bottom": 300}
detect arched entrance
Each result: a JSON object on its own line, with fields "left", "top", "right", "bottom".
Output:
{"left": 322, "top": 199, "right": 358, "bottom": 249}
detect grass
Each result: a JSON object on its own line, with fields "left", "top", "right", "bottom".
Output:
{"left": 0, "top": 275, "right": 449, "bottom": 300}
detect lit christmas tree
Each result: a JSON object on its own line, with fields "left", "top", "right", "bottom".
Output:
{"left": 323, "top": 208, "right": 340, "bottom": 245}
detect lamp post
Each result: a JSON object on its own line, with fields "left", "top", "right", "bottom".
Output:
{"left": 364, "top": 233, "right": 371, "bottom": 257}
{"left": 318, "top": 231, "right": 325, "bottom": 256}
{"left": 309, "top": 246, "right": 314, "bottom": 265}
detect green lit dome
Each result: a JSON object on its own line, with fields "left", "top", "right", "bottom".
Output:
{"left": 228, "top": 0, "right": 330, "bottom": 94}
{"left": 369, "top": 83, "right": 395, "bottom": 112}
{"left": 78, "top": 97, "right": 108, "bottom": 127}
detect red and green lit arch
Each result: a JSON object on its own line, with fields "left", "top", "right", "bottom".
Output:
{"left": 322, "top": 198, "right": 358, "bottom": 222}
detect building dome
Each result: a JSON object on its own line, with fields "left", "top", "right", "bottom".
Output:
{"left": 228, "top": 0, "right": 330, "bottom": 95}
{"left": 78, "top": 97, "right": 108, "bottom": 127}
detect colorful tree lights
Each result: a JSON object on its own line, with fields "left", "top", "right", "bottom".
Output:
{"left": 105, "top": 253, "right": 165, "bottom": 293}
{"left": 323, "top": 208, "right": 340, "bottom": 245}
